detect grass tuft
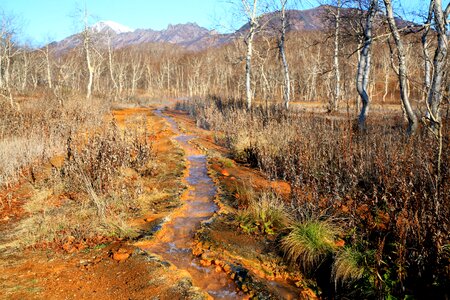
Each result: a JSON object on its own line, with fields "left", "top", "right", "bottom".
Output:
{"left": 282, "top": 219, "right": 341, "bottom": 270}
{"left": 332, "top": 246, "right": 373, "bottom": 286}
{"left": 236, "top": 191, "right": 289, "bottom": 235}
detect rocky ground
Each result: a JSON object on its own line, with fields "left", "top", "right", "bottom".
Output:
{"left": 0, "top": 104, "right": 317, "bottom": 299}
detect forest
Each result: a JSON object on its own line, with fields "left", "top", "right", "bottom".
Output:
{"left": 0, "top": 0, "right": 448, "bottom": 299}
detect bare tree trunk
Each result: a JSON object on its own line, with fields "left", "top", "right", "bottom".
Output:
{"left": 83, "top": 8, "right": 93, "bottom": 100}
{"left": 384, "top": 0, "right": 418, "bottom": 134}
{"left": 243, "top": 0, "right": 259, "bottom": 110}
{"left": 356, "top": 0, "right": 377, "bottom": 130}
{"left": 422, "top": 0, "right": 434, "bottom": 113}
{"left": 245, "top": 26, "right": 256, "bottom": 109}
{"left": 21, "top": 50, "right": 28, "bottom": 91}
{"left": 427, "top": 0, "right": 449, "bottom": 129}
{"left": 331, "top": 0, "right": 341, "bottom": 112}
{"left": 107, "top": 36, "right": 118, "bottom": 98}
{"left": 45, "top": 45, "right": 52, "bottom": 90}
{"left": 279, "top": 0, "right": 291, "bottom": 110}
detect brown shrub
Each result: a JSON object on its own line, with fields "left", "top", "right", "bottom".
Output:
{"left": 181, "top": 96, "right": 449, "bottom": 298}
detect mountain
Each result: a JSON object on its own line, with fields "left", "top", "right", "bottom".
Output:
{"left": 236, "top": 5, "right": 329, "bottom": 35}
{"left": 92, "top": 21, "right": 134, "bottom": 34}
{"left": 49, "top": 21, "right": 223, "bottom": 53}
{"left": 48, "top": 5, "right": 415, "bottom": 54}
{"left": 110, "top": 22, "right": 224, "bottom": 50}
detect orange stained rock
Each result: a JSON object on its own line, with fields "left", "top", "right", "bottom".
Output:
{"left": 221, "top": 169, "right": 230, "bottom": 177}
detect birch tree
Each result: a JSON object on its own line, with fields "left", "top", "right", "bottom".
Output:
{"left": 422, "top": 1, "right": 434, "bottom": 102}
{"left": 242, "top": 0, "right": 261, "bottom": 109}
{"left": 81, "top": 7, "right": 94, "bottom": 100}
{"left": 0, "top": 12, "right": 20, "bottom": 109}
{"left": 278, "top": 0, "right": 291, "bottom": 109}
{"left": 323, "top": 0, "right": 344, "bottom": 111}
{"left": 356, "top": 0, "right": 378, "bottom": 130}
{"left": 383, "top": 0, "right": 418, "bottom": 134}
{"left": 426, "top": 0, "right": 449, "bottom": 130}
{"left": 332, "top": 0, "right": 342, "bottom": 112}
{"left": 37, "top": 43, "right": 53, "bottom": 90}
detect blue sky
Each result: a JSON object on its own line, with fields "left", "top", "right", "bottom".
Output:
{"left": 1, "top": 0, "right": 445, "bottom": 46}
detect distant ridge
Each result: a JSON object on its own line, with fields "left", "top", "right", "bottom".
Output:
{"left": 48, "top": 5, "right": 415, "bottom": 53}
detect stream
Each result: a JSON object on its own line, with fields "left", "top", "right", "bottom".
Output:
{"left": 142, "top": 110, "right": 243, "bottom": 299}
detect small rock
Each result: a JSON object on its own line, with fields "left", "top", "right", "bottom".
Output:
{"left": 112, "top": 248, "right": 131, "bottom": 262}
{"left": 223, "top": 264, "right": 231, "bottom": 273}
{"left": 200, "top": 259, "right": 212, "bottom": 267}
{"left": 113, "top": 252, "right": 130, "bottom": 261}
{"left": 62, "top": 243, "right": 74, "bottom": 253}
{"left": 215, "top": 265, "right": 222, "bottom": 273}
{"left": 221, "top": 169, "right": 230, "bottom": 177}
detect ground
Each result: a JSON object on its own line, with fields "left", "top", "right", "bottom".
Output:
{"left": 0, "top": 103, "right": 316, "bottom": 300}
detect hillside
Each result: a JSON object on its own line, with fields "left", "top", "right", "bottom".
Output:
{"left": 49, "top": 6, "right": 337, "bottom": 53}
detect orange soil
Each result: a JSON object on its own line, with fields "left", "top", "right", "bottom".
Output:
{"left": 1, "top": 104, "right": 317, "bottom": 300}
{"left": 165, "top": 109, "right": 317, "bottom": 299}
{"left": 0, "top": 107, "right": 200, "bottom": 300}
{"left": 166, "top": 110, "right": 292, "bottom": 200}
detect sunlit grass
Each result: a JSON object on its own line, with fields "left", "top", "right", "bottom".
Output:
{"left": 282, "top": 219, "right": 341, "bottom": 270}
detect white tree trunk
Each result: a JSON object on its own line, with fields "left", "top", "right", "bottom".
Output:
{"left": 384, "top": 0, "right": 418, "bottom": 134}
{"left": 331, "top": 0, "right": 341, "bottom": 112}
{"left": 279, "top": 0, "right": 291, "bottom": 110}
{"left": 243, "top": 0, "right": 259, "bottom": 110}
{"left": 356, "top": 0, "right": 377, "bottom": 130}
{"left": 427, "top": 0, "right": 449, "bottom": 128}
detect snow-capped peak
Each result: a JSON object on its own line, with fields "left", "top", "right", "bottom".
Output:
{"left": 92, "top": 21, "right": 133, "bottom": 34}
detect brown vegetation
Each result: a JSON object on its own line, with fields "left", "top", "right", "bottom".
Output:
{"left": 179, "top": 97, "right": 449, "bottom": 299}
{"left": 0, "top": 1, "right": 449, "bottom": 299}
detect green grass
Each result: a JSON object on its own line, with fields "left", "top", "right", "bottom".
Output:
{"left": 236, "top": 192, "right": 289, "bottom": 235}
{"left": 282, "top": 219, "right": 341, "bottom": 270}
{"left": 332, "top": 246, "right": 373, "bottom": 286}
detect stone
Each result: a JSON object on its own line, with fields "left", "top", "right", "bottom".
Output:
{"left": 113, "top": 252, "right": 130, "bottom": 261}
{"left": 112, "top": 248, "right": 131, "bottom": 262}
{"left": 200, "top": 259, "right": 211, "bottom": 267}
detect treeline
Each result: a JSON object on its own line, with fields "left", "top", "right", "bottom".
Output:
{"left": 1, "top": 2, "right": 448, "bottom": 118}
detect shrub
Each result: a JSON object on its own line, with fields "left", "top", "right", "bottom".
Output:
{"left": 180, "top": 96, "right": 450, "bottom": 298}
{"left": 333, "top": 246, "right": 374, "bottom": 286}
{"left": 61, "top": 121, "right": 153, "bottom": 197}
{"left": 236, "top": 191, "right": 289, "bottom": 235}
{"left": 282, "top": 219, "right": 341, "bottom": 270}
{"left": 0, "top": 97, "right": 108, "bottom": 189}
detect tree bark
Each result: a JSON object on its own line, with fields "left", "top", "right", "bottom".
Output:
{"left": 331, "top": 0, "right": 341, "bottom": 112}
{"left": 427, "top": 0, "right": 448, "bottom": 128}
{"left": 83, "top": 8, "right": 93, "bottom": 100}
{"left": 384, "top": 0, "right": 418, "bottom": 134}
{"left": 279, "top": 0, "right": 291, "bottom": 110}
{"left": 243, "top": 0, "right": 259, "bottom": 110}
{"left": 356, "top": 0, "right": 378, "bottom": 130}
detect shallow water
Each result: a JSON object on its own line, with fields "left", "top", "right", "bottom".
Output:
{"left": 142, "top": 110, "right": 243, "bottom": 299}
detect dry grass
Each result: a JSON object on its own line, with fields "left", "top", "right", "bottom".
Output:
{"left": 11, "top": 119, "right": 157, "bottom": 247}
{"left": 0, "top": 96, "right": 108, "bottom": 189}
{"left": 0, "top": 96, "right": 172, "bottom": 248}
{"left": 180, "top": 96, "right": 450, "bottom": 298}
{"left": 282, "top": 219, "right": 341, "bottom": 271}
{"left": 236, "top": 191, "right": 289, "bottom": 235}
{"left": 0, "top": 135, "right": 46, "bottom": 186}
{"left": 332, "top": 246, "right": 373, "bottom": 286}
